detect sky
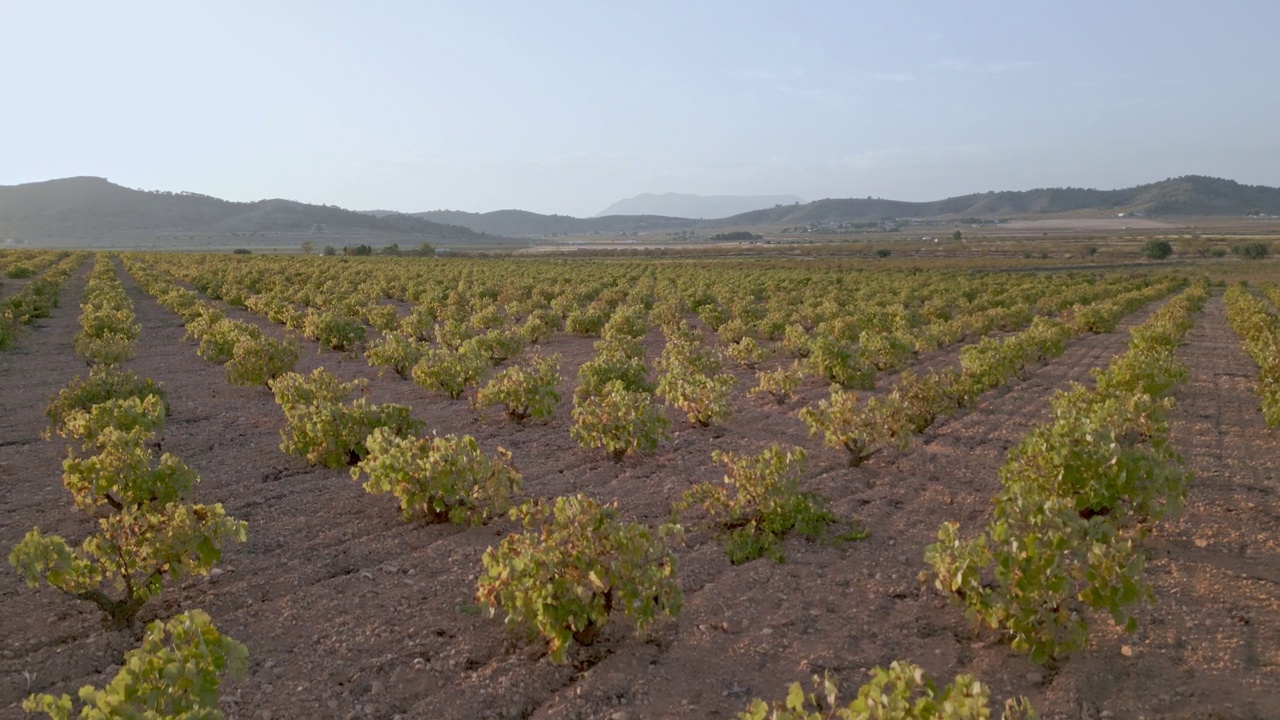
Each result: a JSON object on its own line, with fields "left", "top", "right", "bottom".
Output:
{"left": 3, "top": 1, "right": 1279, "bottom": 217}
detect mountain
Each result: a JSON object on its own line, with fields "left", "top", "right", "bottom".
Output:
{"left": 595, "top": 193, "right": 803, "bottom": 219}
{"left": 409, "top": 209, "right": 695, "bottom": 237}
{"left": 714, "top": 176, "right": 1280, "bottom": 228}
{"left": 0, "top": 177, "right": 497, "bottom": 247}
{"left": 5, "top": 175, "right": 1273, "bottom": 248}
{"left": 410, "top": 177, "right": 1280, "bottom": 238}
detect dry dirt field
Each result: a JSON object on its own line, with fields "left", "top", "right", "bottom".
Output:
{"left": 2, "top": 261, "right": 1279, "bottom": 719}
{"left": 996, "top": 219, "right": 1175, "bottom": 232}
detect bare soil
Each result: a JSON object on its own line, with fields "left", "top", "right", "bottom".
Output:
{"left": 0, "top": 277, "right": 33, "bottom": 305}
{"left": 1, "top": 268, "right": 1278, "bottom": 720}
{"left": 996, "top": 219, "right": 1174, "bottom": 232}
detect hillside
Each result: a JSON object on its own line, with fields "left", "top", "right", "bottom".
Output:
{"left": 4, "top": 175, "right": 1275, "bottom": 247}
{"left": 0, "top": 177, "right": 497, "bottom": 247}
{"left": 594, "top": 192, "right": 803, "bottom": 219}
{"left": 717, "top": 176, "right": 1280, "bottom": 228}
{"left": 409, "top": 176, "right": 1280, "bottom": 237}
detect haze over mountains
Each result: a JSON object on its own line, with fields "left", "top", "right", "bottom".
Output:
{"left": 594, "top": 193, "right": 803, "bottom": 219}
{"left": 412, "top": 176, "right": 1280, "bottom": 237}
{"left": 402, "top": 209, "right": 692, "bottom": 238}
{"left": 1, "top": 175, "right": 1278, "bottom": 247}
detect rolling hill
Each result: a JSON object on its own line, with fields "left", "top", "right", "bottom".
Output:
{"left": 3, "top": 175, "right": 1276, "bottom": 247}
{"left": 714, "top": 176, "right": 1280, "bottom": 228}
{"left": 0, "top": 177, "right": 496, "bottom": 247}
{"left": 408, "top": 176, "right": 1280, "bottom": 237}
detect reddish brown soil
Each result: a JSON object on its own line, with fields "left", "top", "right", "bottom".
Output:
{"left": 0, "top": 277, "right": 34, "bottom": 304}
{"left": 2, "top": 266, "right": 1278, "bottom": 720}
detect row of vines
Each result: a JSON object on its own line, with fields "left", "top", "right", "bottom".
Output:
{"left": 927, "top": 281, "right": 1208, "bottom": 664}
{"left": 1224, "top": 283, "right": 1280, "bottom": 427}
{"left": 128, "top": 254, "right": 1180, "bottom": 464}
{"left": 0, "top": 251, "right": 84, "bottom": 352}
{"left": 8, "top": 255, "right": 249, "bottom": 717}
{"left": 5, "top": 249, "right": 1229, "bottom": 718}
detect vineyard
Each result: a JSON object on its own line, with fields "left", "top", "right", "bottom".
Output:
{"left": 0, "top": 250, "right": 1277, "bottom": 719}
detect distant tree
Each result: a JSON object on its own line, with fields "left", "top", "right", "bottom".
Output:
{"left": 952, "top": 230, "right": 963, "bottom": 242}
{"left": 322, "top": 245, "right": 337, "bottom": 256}
{"left": 1141, "top": 239, "right": 1173, "bottom": 260}
{"left": 708, "top": 231, "right": 761, "bottom": 242}
{"left": 1079, "top": 245, "right": 1098, "bottom": 258}
{"left": 382, "top": 243, "right": 400, "bottom": 256}
{"left": 874, "top": 248, "right": 891, "bottom": 258}
{"left": 232, "top": 248, "right": 252, "bottom": 254}
{"left": 301, "top": 240, "right": 315, "bottom": 255}
{"left": 343, "top": 244, "right": 373, "bottom": 256}
{"left": 1237, "top": 242, "right": 1269, "bottom": 260}
{"left": 417, "top": 242, "right": 436, "bottom": 257}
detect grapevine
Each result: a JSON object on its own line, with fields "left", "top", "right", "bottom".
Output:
{"left": 476, "top": 494, "right": 682, "bottom": 663}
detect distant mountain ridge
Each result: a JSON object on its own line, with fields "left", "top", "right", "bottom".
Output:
{"left": 3, "top": 175, "right": 1276, "bottom": 247}
{"left": 715, "top": 175, "right": 1280, "bottom": 228}
{"left": 407, "top": 209, "right": 692, "bottom": 238}
{"left": 595, "top": 193, "right": 803, "bottom": 219}
{"left": 0, "top": 176, "right": 494, "bottom": 246}
{"left": 410, "top": 176, "right": 1280, "bottom": 237}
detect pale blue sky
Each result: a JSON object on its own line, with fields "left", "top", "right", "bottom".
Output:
{"left": 4, "top": 1, "right": 1277, "bottom": 216}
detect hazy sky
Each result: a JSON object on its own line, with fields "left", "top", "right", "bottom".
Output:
{"left": 4, "top": 2, "right": 1278, "bottom": 216}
